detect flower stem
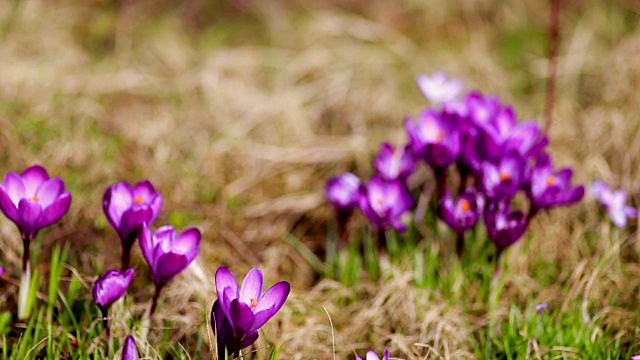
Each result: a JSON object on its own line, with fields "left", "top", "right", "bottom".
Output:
{"left": 149, "top": 283, "right": 162, "bottom": 319}
{"left": 140, "top": 284, "right": 163, "bottom": 342}
{"left": 433, "top": 166, "right": 447, "bottom": 203}
{"left": 121, "top": 240, "right": 134, "bottom": 271}
{"left": 101, "top": 307, "right": 113, "bottom": 357}
{"left": 456, "top": 233, "right": 465, "bottom": 259}
{"left": 18, "top": 237, "right": 31, "bottom": 320}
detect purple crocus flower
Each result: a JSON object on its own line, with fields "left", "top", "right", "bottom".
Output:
{"left": 535, "top": 302, "right": 549, "bottom": 314}
{"left": 92, "top": 268, "right": 135, "bottom": 312}
{"left": 103, "top": 181, "right": 162, "bottom": 269}
{"left": 211, "top": 267, "right": 290, "bottom": 359}
{"left": 484, "top": 201, "right": 528, "bottom": 257}
{"left": 406, "top": 110, "right": 460, "bottom": 169}
{"left": 355, "top": 348, "right": 391, "bottom": 360}
{"left": 325, "top": 173, "right": 361, "bottom": 211}
{"left": 526, "top": 155, "right": 584, "bottom": 215}
{"left": 358, "top": 177, "right": 414, "bottom": 232}
{"left": 373, "top": 143, "right": 416, "bottom": 181}
{"left": 0, "top": 267, "right": 3, "bottom": 278}
{"left": 0, "top": 165, "right": 72, "bottom": 319}
{"left": 591, "top": 181, "right": 638, "bottom": 228}
{"left": 479, "top": 153, "right": 524, "bottom": 200}
{"left": 416, "top": 71, "right": 463, "bottom": 104}
{"left": 438, "top": 189, "right": 483, "bottom": 236}
{"left": 122, "top": 335, "right": 137, "bottom": 360}
{"left": 140, "top": 223, "right": 201, "bottom": 320}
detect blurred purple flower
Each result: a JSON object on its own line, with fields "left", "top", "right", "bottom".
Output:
{"left": 325, "top": 173, "right": 361, "bottom": 211}
{"left": 0, "top": 165, "right": 72, "bottom": 241}
{"left": 140, "top": 223, "right": 201, "bottom": 287}
{"left": 479, "top": 153, "right": 524, "bottom": 200}
{"left": 373, "top": 143, "right": 416, "bottom": 181}
{"left": 122, "top": 335, "right": 137, "bottom": 360}
{"left": 0, "top": 267, "right": 3, "bottom": 278}
{"left": 438, "top": 189, "right": 483, "bottom": 236}
{"left": 416, "top": 71, "right": 463, "bottom": 104}
{"left": 212, "top": 267, "right": 290, "bottom": 358}
{"left": 92, "top": 268, "right": 135, "bottom": 311}
{"left": 358, "top": 177, "right": 414, "bottom": 232}
{"left": 631, "top": 355, "right": 640, "bottom": 360}
{"left": 406, "top": 110, "right": 460, "bottom": 168}
{"left": 526, "top": 155, "right": 584, "bottom": 213}
{"left": 591, "top": 181, "right": 638, "bottom": 228}
{"left": 484, "top": 201, "right": 527, "bottom": 256}
{"left": 103, "top": 180, "right": 162, "bottom": 269}
{"left": 355, "top": 348, "right": 391, "bottom": 360}
{"left": 535, "top": 302, "right": 549, "bottom": 314}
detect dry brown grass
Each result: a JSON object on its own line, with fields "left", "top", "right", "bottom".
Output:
{"left": 0, "top": 0, "right": 640, "bottom": 358}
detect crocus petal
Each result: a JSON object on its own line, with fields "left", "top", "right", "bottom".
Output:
{"left": 34, "top": 178, "right": 64, "bottom": 207}
{"left": 138, "top": 223, "right": 155, "bottom": 268}
{"left": 172, "top": 228, "right": 201, "bottom": 260}
{"left": 3, "top": 173, "right": 26, "bottom": 206}
{"left": 132, "top": 180, "right": 157, "bottom": 201}
{"left": 251, "top": 281, "right": 290, "bottom": 331}
{"left": 590, "top": 181, "right": 609, "bottom": 201}
{"left": 18, "top": 199, "right": 42, "bottom": 236}
{"left": 153, "top": 252, "right": 188, "bottom": 285}
{"left": 239, "top": 331, "right": 259, "bottom": 349}
{"left": 625, "top": 206, "right": 638, "bottom": 219}
{"left": 38, "top": 192, "right": 71, "bottom": 228}
{"left": 148, "top": 194, "right": 163, "bottom": 222}
{"left": 382, "top": 348, "right": 391, "bottom": 360}
{"left": 229, "top": 299, "right": 255, "bottom": 338}
{"left": 0, "top": 186, "right": 20, "bottom": 223}
{"left": 21, "top": 165, "right": 49, "bottom": 197}
{"left": 366, "top": 351, "right": 380, "bottom": 360}
{"left": 104, "top": 183, "right": 133, "bottom": 229}
{"left": 239, "top": 268, "right": 264, "bottom": 307}
{"left": 215, "top": 267, "right": 239, "bottom": 302}
{"left": 119, "top": 207, "right": 152, "bottom": 243}
{"left": 154, "top": 226, "right": 176, "bottom": 253}
{"left": 610, "top": 208, "right": 628, "bottom": 228}
{"left": 122, "top": 335, "right": 138, "bottom": 360}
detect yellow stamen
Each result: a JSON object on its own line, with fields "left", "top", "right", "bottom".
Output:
{"left": 436, "top": 130, "right": 445, "bottom": 142}
{"left": 134, "top": 196, "right": 144, "bottom": 204}
{"left": 32, "top": 196, "right": 39, "bottom": 202}
{"left": 499, "top": 172, "right": 511, "bottom": 181}
{"left": 546, "top": 176, "right": 556, "bottom": 186}
{"left": 459, "top": 199, "right": 471, "bottom": 213}
{"left": 250, "top": 298, "right": 258, "bottom": 308}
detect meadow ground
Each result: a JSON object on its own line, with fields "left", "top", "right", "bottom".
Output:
{"left": 1, "top": 0, "right": 640, "bottom": 359}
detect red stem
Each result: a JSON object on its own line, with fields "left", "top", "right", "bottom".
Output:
{"left": 544, "top": 0, "right": 560, "bottom": 134}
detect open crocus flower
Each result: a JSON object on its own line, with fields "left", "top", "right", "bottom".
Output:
{"left": 416, "top": 71, "right": 463, "bottom": 104}
{"left": 0, "top": 165, "right": 72, "bottom": 319}
{"left": 438, "top": 189, "right": 483, "bottom": 258}
{"left": 122, "top": 336, "right": 138, "bottom": 360}
{"left": 355, "top": 348, "right": 391, "bottom": 360}
{"left": 479, "top": 153, "right": 524, "bottom": 200}
{"left": 484, "top": 201, "right": 527, "bottom": 258}
{"left": 92, "top": 269, "right": 135, "bottom": 312}
{"left": 140, "top": 223, "right": 201, "bottom": 288}
{"left": 358, "top": 177, "right": 414, "bottom": 232}
{"left": 373, "top": 143, "right": 416, "bottom": 181}
{"left": 103, "top": 180, "right": 162, "bottom": 269}
{"left": 212, "top": 267, "right": 290, "bottom": 359}
{"left": 591, "top": 181, "right": 638, "bottom": 228}
{"left": 406, "top": 110, "right": 460, "bottom": 169}
{"left": 526, "top": 155, "right": 584, "bottom": 216}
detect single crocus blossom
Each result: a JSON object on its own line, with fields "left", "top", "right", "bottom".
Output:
{"left": 535, "top": 302, "right": 549, "bottom": 314}
{"left": 93, "top": 269, "right": 135, "bottom": 312}
{"left": 140, "top": 223, "right": 201, "bottom": 320}
{"left": 438, "top": 189, "right": 483, "bottom": 258}
{"left": 591, "top": 181, "right": 638, "bottom": 228}
{"left": 484, "top": 201, "right": 528, "bottom": 258}
{"left": 358, "top": 177, "right": 414, "bottom": 232}
{"left": 526, "top": 155, "right": 584, "bottom": 216}
{"left": 479, "top": 153, "right": 524, "bottom": 200}
{"left": 103, "top": 181, "right": 162, "bottom": 269}
{"left": 373, "top": 143, "right": 416, "bottom": 181}
{"left": 0, "top": 165, "right": 72, "bottom": 319}
{"left": 212, "top": 267, "right": 290, "bottom": 359}
{"left": 416, "top": 71, "right": 463, "bottom": 104}
{"left": 355, "top": 348, "right": 391, "bottom": 360}
{"left": 122, "top": 335, "right": 137, "bottom": 360}
{"left": 326, "top": 172, "right": 361, "bottom": 247}
{"left": 405, "top": 110, "right": 460, "bottom": 169}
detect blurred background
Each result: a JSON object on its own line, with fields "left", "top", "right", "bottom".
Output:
{"left": 1, "top": 0, "right": 640, "bottom": 358}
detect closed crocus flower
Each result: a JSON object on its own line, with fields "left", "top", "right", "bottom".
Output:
{"left": 373, "top": 143, "right": 416, "bottom": 181}
{"left": 103, "top": 181, "right": 162, "bottom": 269}
{"left": 526, "top": 155, "right": 584, "bottom": 215}
{"left": 325, "top": 173, "right": 361, "bottom": 211}
{"left": 212, "top": 267, "right": 290, "bottom": 359}
{"left": 92, "top": 268, "right": 135, "bottom": 312}
{"left": 479, "top": 153, "right": 524, "bottom": 200}
{"left": 122, "top": 336, "right": 137, "bottom": 360}
{"left": 140, "top": 223, "right": 201, "bottom": 288}
{"left": 406, "top": 110, "right": 460, "bottom": 169}
{"left": 484, "top": 201, "right": 527, "bottom": 258}
{"left": 358, "top": 177, "right": 414, "bottom": 232}
{"left": 591, "top": 181, "right": 638, "bottom": 228}
{"left": 0, "top": 165, "right": 71, "bottom": 241}
{"left": 356, "top": 348, "right": 391, "bottom": 360}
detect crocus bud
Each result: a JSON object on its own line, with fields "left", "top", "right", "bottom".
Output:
{"left": 122, "top": 335, "right": 137, "bottom": 360}
{"left": 103, "top": 180, "right": 162, "bottom": 268}
{"left": 416, "top": 71, "right": 462, "bottom": 104}
{"left": 0, "top": 165, "right": 72, "bottom": 241}
{"left": 92, "top": 269, "right": 135, "bottom": 311}
{"left": 355, "top": 348, "right": 391, "bottom": 360}
{"left": 211, "top": 267, "right": 290, "bottom": 359}
{"left": 139, "top": 223, "right": 201, "bottom": 287}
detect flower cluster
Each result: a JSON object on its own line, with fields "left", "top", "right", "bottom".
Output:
{"left": 326, "top": 72, "right": 585, "bottom": 261}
